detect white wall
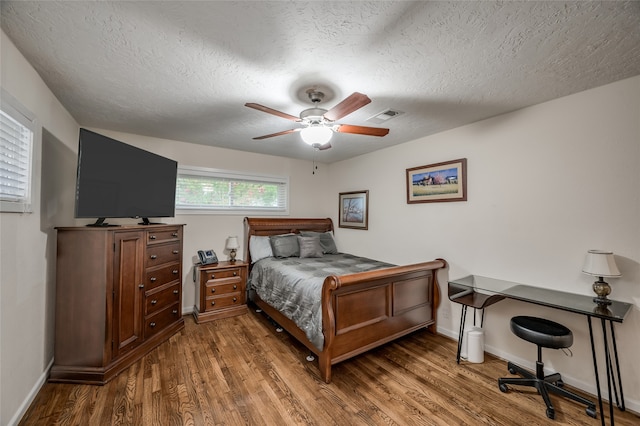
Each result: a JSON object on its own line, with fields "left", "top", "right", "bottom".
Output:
{"left": 327, "top": 75, "right": 640, "bottom": 411}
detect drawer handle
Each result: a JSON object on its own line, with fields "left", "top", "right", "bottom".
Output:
{"left": 172, "top": 309, "right": 178, "bottom": 314}
{"left": 172, "top": 270, "right": 178, "bottom": 274}
{"left": 172, "top": 232, "right": 178, "bottom": 237}
{"left": 211, "top": 301, "right": 215, "bottom": 306}
{"left": 233, "top": 272, "right": 237, "bottom": 276}
{"left": 151, "top": 299, "right": 157, "bottom": 305}
{"left": 211, "top": 274, "right": 215, "bottom": 279}
{"left": 149, "top": 235, "right": 156, "bottom": 240}
{"left": 150, "top": 255, "right": 157, "bottom": 260}
{"left": 173, "top": 250, "right": 179, "bottom": 254}
{"left": 173, "top": 289, "right": 179, "bottom": 295}
{"left": 150, "top": 277, "right": 157, "bottom": 282}
{"left": 233, "top": 285, "right": 237, "bottom": 290}
{"left": 138, "top": 284, "right": 145, "bottom": 289}
{"left": 150, "top": 322, "right": 156, "bottom": 327}
{"left": 211, "top": 288, "right": 216, "bottom": 293}
{"left": 233, "top": 297, "right": 237, "bottom": 302}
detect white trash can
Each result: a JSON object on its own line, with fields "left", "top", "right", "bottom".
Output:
{"left": 467, "top": 327, "right": 485, "bottom": 363}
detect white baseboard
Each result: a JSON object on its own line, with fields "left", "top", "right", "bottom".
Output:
{"left": 436, "top": 324, "right": 640, "bottom": 415}
{"left": 8, "top": 358, "right": 54, "bottom": 426}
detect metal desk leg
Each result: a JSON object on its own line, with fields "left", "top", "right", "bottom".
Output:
{"left": 588, "top": 317, "right": 605, "bottom": 426}
{"left": 601, "top": 319, "right": 614, "bottom": 425}
{"left": 456, "top": 305, "right": 468, "bottom": 364}
{"left": 609, "top": 321, "right": 625, "bottom": 411}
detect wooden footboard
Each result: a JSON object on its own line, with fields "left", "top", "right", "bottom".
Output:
{"left": 244, "top": 217, "right": 447, "bottom": 383}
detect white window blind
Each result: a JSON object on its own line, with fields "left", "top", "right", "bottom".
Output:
{"left": 175, "top": 165, "right": 288, "bottom": 215}
{"left": 0, "top": 94, "right": 35, "bottom": 213}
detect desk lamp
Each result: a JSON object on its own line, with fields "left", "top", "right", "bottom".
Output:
{"left": 582, "top": 250, "right": 621, "bottom": 305}
{"left": 226, "top": 236, "right": 239, "bottom": 262}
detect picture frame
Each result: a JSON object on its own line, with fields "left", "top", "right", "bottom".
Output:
{"left": 339, "top": 190, "right": 369, "bottom": 230}
{"left": 406, "top": 158, "right": 467, "bottom": 204}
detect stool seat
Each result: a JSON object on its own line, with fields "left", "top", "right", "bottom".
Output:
{"left": 498, "top": 316, "right": 596, "bottom": 420}
{"left": 511, "top": 316, "right": 573, "bottom": 349}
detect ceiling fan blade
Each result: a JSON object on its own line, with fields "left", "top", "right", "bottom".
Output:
{"left": 252, "top": 128, "right": 301, "bottom": 140}
{"left": 245, "top": 103, "right": 301, "bottom": 122}
{"left": 335, "top": 124, "right": 389, "bottom": 137}
{"left": 323, "top": 92, "right": 371, "bottom": 121}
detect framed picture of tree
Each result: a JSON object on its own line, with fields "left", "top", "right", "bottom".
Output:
{"left": 338, "top": 190, "right": 369, "bottom": 230}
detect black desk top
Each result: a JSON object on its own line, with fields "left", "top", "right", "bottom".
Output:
{"left": 448, "top": 275, "right": 633, "bottom": 322}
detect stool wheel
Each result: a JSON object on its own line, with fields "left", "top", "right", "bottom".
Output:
{"left": 555, "top": 379, "right": 564, "bottom": 388}
{"left": 499, "top": 383, "right": 508, "bottom": 393}
{"left": 586, "top": 406, "right": 597, "bottom": 418}
{"left": 508, "top": 367, "right": 517, "bottom": 375}
{"left": 546, "top": 408, "right": 555, "bottom": 419}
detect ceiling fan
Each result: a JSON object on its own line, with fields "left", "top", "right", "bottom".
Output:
{"left": 245, "top": 90, "right": 390, "bottom": 150}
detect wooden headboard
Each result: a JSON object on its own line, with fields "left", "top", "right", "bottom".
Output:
{"left": 243, "top": 217, "right": 334, "bottom": 265}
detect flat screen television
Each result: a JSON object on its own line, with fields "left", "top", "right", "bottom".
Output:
{"left": 75, "top": 128, "right": 178, "bottom": 226}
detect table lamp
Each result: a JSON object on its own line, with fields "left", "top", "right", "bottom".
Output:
{"left": 582, "top": 250, "right": 621, "bottom": 306}
{"left": 226, "top": 236, "right": 239, "bottom": 262}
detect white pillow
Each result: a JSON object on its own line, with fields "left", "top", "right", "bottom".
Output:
{"left": 249, "top": 236, "right": 273, "bottom": 263}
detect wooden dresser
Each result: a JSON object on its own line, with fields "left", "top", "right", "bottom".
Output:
{"left": 50, "top": 224, "right": 185, "bottom": 384}
{"left": 194, "top": 261, "right": 248, "bottom": 323}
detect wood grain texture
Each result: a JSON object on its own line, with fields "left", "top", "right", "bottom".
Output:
{"left": 21, "top": 311, "right": 639, "bottom": 425}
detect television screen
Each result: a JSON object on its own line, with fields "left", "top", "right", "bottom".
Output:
{"left": 75, "top": 129, "right": 177, "bottom": 225}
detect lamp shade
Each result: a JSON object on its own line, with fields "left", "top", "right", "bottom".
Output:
{"left": 300, "top": 126, "right": 332, "bottom": 146}
{"left": 582, "top": 250, "right": 621, "bottom": 277}
{"left": 225, "top": 236, "right": 239, "bottom": 250}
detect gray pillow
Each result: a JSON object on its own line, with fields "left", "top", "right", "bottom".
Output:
{"left": 269, "top": 233, "right": 300, "bottom": 258}
{"left": 297, "top": 235, "right": 323, "bottom": 258}
{"left": 249, "top": 236, "right": 273, "bottom": 263}
{"left": 300, "top": 231, "right": 338, "bottom": 254}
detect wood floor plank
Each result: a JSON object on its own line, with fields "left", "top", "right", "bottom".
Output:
{"left": 19, "top": 309, "right": 640, "bottom": 426}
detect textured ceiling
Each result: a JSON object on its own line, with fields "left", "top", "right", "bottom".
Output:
{"left": 2, "top": 1, "right": 640, "bottom": 163}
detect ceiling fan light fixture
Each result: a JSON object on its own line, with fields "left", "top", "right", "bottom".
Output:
{"left": 300, "top": 125, "right": 333, "bottom": 146}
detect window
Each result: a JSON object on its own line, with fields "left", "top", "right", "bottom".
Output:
{"left": 1, "top": 90, "right": 36, "bottom": 213}
{"left": 175, "top": 165, "right": 288, "bottom": 215}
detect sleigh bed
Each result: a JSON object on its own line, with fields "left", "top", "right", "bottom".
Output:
{"left": 244, "top": 217, "right": 447, "bottom": 383}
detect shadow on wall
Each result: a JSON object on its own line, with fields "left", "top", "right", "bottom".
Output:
{"left": 40, "top": 127, "right": 78, "bottom": 367}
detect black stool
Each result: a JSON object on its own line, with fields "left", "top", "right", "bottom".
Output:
{"left": 498, "top": 316, "right": 597, "bottom": 420}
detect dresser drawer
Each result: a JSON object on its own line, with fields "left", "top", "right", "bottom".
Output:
{"left": 145, "top": 262, "right": 181, "bottom": 291}
{"left": 145, "top": 303, "right": 181, "bottom": 338}
{"left": 145, "top": 283, "right": 180, "bottom": 316}
{"left": 146, "top": 242, "right": 181, "bottom": 266}
{"left": 146, "top": 227, "right": 182, "bottom": 245}
{"left": 205, "top": 292, "right": 243, "bottom": 311}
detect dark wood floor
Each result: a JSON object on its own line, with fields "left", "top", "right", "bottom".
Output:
{"left": 20, "top": 307, "right": 639, "bottom": 425}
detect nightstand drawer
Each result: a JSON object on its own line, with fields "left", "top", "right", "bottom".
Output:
{"left": 205, "top": 277, "right": 242, "bottom": 295}
{"left": 145, "top": 262, "right": 181, "bottom": 291}
{"left": 205, "top": 293, "right": 243, "bottom": 311}
{"left": 203, "top": 268, "right": 242, "bottom": 281}
{"left": 145, "top": 283, "right": 180, "bottom": 315}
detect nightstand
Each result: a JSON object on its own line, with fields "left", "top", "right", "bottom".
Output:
{"left": 193, "top": 260, "right": 248, "bottom": 323}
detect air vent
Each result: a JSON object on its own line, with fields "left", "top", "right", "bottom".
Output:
{"left": 367, "top": 109, "right": 404, "bottom": 124}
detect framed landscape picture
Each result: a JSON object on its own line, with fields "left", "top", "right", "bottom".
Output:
{"left": 339, "top": 190, "right": 369, "bottom": 230}
{"left": 406, "top": 158, "right": 467, "bottom": 204}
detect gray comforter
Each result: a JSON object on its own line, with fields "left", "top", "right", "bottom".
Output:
{"left": 247, "top": 254, "right": 394, "bottom": 350}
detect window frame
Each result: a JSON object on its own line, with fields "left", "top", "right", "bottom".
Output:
{"left": 175, "top": 165, "right": 289, "bottom": 216}
{"left": 0, "top": 89, "right": 39, "bottom": 213}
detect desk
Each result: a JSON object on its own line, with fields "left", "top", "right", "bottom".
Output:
{"left": 448, "top": 275, "right": 633, "bottom": 426}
